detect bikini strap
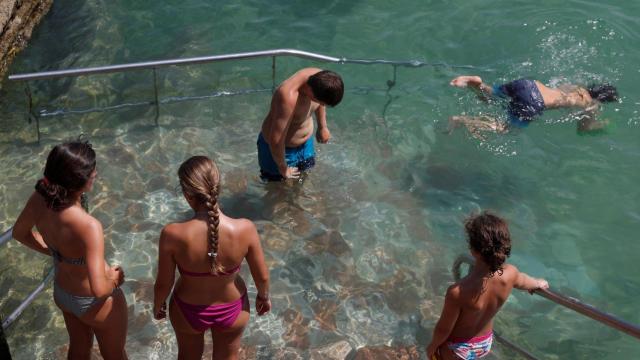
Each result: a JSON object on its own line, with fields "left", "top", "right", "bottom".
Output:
{"left": 49, "top": 245, "right": 86, "bottom": 266}
{"left": 178, "top": 263, "right": 241, "bottom": 277}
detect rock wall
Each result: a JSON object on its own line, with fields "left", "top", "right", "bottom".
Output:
{"left": 0, "top": 0, "right": 53, "bottom": 86}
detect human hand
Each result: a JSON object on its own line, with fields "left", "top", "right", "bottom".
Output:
{"left": 316, "top": 127, "right": 331, "bottom": 144}
{"left": 529, "top": 278, "right": 549, "bottom": 294}
{"left": 109, "top": 265, "right": 125, "bottom": 287}
{"left": 450, "top": 75, "right": 483, "bottom": 88}
{"left": 283, "top": 166, "right": 300, "bottom": 179}
{"left": 153, "top": 301, "right": 167, "bottom": 320}
{"left": 426, "top": 343, "right": 438, "bottom": 359}
{"left": 256, "top": 294, "right": 271, "bottom": 316}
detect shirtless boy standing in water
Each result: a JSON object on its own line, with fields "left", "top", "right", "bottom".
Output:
{"left": 448, "top": 75, "right": 618, "bottom": 138}
{"left": 258, "top": 68, "right": 344, "bottom": 180}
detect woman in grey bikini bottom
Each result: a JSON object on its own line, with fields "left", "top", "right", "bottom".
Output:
{"left": 13, "top": 140, "right": 128, "bottom": 360}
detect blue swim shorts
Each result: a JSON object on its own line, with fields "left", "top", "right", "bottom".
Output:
{"left": 257, "top": 133, "right": 315, "bottom": 181}
{"left": 492, "top": 79, "right": 546, "bottom": 128}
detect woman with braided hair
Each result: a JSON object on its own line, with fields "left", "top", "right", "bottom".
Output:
{"left": 153, "top": 155, "right": 270, "bottom": 360}
{"left": 427, "top": 211, "right": 548, "bottom": 360}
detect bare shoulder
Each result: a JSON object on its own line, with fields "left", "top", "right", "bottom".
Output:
{"left": 20, "top": 191, "right": 45, "bottom": 218}
{"left": 67, "top": 210, "right": 103, "bottom": 245}
{"left": 445, "top": 282, "right": 462, "bottom": 302}
{"left": 500, "top": 264, "right": 519, "bottom": 282}
{"left": 66, "top": 208, "right": 101, "bottom": 232}
{"left": 160, "top": 222, "right": 184, "bottom": 241}
{"left": 227, "top": 217, "right": 258, "bottom": 242}
{"left": 272, "top": 85, "right": 295, "bottom": 109}
{"left": 232, "top": 217, "right": 258, "bottom": 234}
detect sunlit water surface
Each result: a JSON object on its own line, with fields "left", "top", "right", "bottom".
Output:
{"left": 1, "top": 0, "right": 639, "bottom": 359}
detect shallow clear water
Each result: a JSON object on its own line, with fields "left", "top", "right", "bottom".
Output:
{"left": 1, "top": 0, "right": 639, "bottom": 358}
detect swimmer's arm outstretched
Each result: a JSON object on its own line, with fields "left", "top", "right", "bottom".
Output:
{"left": 314, "top": 105, "right": 331, "bottom": 143}
{"left": 13, "top": 192, "right": 50, "bottom": 256}
{"left": 450, "top": 75, "right": 494, "bottom": 102}
{"left": 426, "top": 284, "right": 461, "bottom": 359}
{"left": 576, "top": 103, "right": 608, "bottom": 133}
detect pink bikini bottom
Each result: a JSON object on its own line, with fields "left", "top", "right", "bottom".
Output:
{"left": 173, "top": 291, "right": 248, "bottom": 331}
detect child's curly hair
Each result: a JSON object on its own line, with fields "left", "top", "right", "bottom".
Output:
{"left": 465, "top": 211, "right": 512, "bottom": 276}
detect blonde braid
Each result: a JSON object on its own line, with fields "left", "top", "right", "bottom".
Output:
{"left": 177, "top": 155, "right": 223, "bottom": 274}
{"left": 206, "top": 182, "right": 223, "bottom": 274}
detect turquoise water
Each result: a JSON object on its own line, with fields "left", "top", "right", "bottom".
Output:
{"left": 1, "top": 0, "right": 639, "bottom": 358}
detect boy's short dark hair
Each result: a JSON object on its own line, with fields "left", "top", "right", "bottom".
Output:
{"left": 587, "top": 83, "right": 618, "bottom": 103}
{"left": 307, "top": 70, "right": 344, "bottom": 107}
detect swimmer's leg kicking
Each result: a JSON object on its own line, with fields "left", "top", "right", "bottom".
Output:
{"left": 448, "top": 115, "right": 508, "bottom": 140}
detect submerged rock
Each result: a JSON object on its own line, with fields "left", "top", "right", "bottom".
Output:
{"left": 281, "top": 308, "right": 311, "bottom": 350}
{"left": 310, "top": 298, "right": 340, "bottom": 331}
{"left": 353, "top": 345, "right": 420, "bottom": 360}
{"left": 310, "top": 340, "right": 352, "bottom": 360}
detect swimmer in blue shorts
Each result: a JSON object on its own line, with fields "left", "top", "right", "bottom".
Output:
{"left": 448, "top": 75, "right": 618, "bottom": 139}
{"left": 259, "top": 68, "right": 344, "bottom": 181}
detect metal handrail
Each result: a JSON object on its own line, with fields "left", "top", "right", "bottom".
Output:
{"left": 2, "top": 268, "right": 55, "bottom": 331}
{"left": 7, "top": 48, "right": 490, "bottom": 142}
{"left": 0, "top": 227, "right": 55, "bottom": 330}
{"left": 8, "top": 48, "right": 484, "bottom": 81}
{"left": 452, "top": 254, "right": 640, "bottom": 340}
{"left": 0, "top": 228, "right": 12, "bottom": 247}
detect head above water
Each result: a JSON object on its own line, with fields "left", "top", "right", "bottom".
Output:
{"left": 36, "top": 140, "right": 96, "bottom": 211}
{"left": 587, "top": 83, "right": 618, "bottom": 103}
{"left": 465, "top": 211, "right": 512, "bottom": 276}
{"left": 307, "top": 70, "right": 344, "bottom": 107}
{"left": 178, "top": 155, "right": 224, "bottom": 274}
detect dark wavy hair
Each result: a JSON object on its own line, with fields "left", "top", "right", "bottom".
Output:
{"left": 307, "top": 70, "right": 344, "bottom": 107}
{"left": 587, "top": 83, "right": 618, "bottom": 103}
{"left": 35, "top": 140, "right": 96, "bottom": 211}
{"left": 465, "top": 211, "right": 512, "bottom": 276}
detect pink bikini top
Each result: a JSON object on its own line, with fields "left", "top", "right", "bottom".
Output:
{"left": 177, "top": 264, "right": 241, "bottom": 277}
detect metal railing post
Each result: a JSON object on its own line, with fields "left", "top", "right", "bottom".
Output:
{"left": 1, "top": 268, "right": 55, "bottom": 331}
{"left": 152, "top": 68, "right": 160, "bottom": 126}
{"left": 24, "top": 83, "right": 40, "bottom": 143}
{"left": 0, "top": 228, "right": 12, "bottom": 247}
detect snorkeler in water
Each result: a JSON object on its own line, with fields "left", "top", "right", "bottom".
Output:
{"left": 448, "top": 75, "right": 618, "bottom": 139}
